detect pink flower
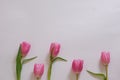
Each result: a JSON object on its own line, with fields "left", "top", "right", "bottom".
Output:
{"left": 34, "top": 64, "right": 44, "bottom": 79}
{"left": 101, "top": 51, "right": 110, "bottom": 65}
{"left": 72, "top": 59, "right": 84, "bottom": 74}
{"left": 20, "top": 41, "right": 31, "bottom": 57}
{"left": 49, "top": 42, "right": 60, "bottom": 57}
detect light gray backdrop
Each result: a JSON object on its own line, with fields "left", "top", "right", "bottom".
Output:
{"left": 0, "top": 0, "right": 120, "bottom": 80}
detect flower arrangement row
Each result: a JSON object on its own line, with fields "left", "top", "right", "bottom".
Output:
{"left": 16, "top": 41, "right": 110, "bottom": 80}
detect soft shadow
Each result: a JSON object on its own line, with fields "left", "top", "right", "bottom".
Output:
{"left": 87, "top": 59, "right": 105, "bottom": 80}
{"left": 45, "top": 52, "right": 50, "bottom": 65}
{"left": 88, "top": 73, "right": 104, "bottom": 80}
{"left": 99, "top": 59, "right": 105, "bottom": 73}
{"left": 68, "top": 69, "right": 82, "bottom": 80}
{"left": 13, "top": 54, "right": 17, "bottom": 80}
{"left": 68, "top": 69, "right": 75, "bottom": 80}
{"left": 30, "top": 72, "right": 35, "bottom": 80}
{"left": 45, "top": 52, "right": 50, "bottom": 79}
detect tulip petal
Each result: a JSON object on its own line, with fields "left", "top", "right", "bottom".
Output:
{"left": 21, "top": 41, "right": 31, "bottom": 57}
{"left": 72, "top": 59, "right": 84, "bottom": 74}
{"left": 49, "top": 42, "right": 60, "bottom": 57}
{"left": 101, "top": 52, "right": 110, "bottom": 65}
{"left": 34, "top": 64, "right": 44, "bottom": 78}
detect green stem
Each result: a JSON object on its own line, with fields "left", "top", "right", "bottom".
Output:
{"left": 105, "top": 65, "right": 108, "bottom": 80}
{"left": 16, "top": 59, "right": 22, "bottom": 80}
{"left": 76, "top": 74, "right": 79, "bottom": 80}
{"left": 17, "top": 75, "right": 21, "bottom": 80}
{"left": 48, "top": 61, "right": 53, "bottom": 80}
{"left": 47, "top": 55, "right": 53, "bottom": 80}
{"left": 16, "top": 46, "right": 22, "bottom": 80}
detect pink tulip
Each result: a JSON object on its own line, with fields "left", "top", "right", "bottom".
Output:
{"left": 49, "top": 42, "right": 60, "bottom": 57}
{"left": 72, "top": 59, "right": 84, "bottom": 74}
{"left": 20, "top": 41, "right": 31, "bottom": 57}
{"left": 101, "top": 51, "right": 110, "bottom": 65}
{"left": 34, "top": 64, "right": 44, "bottom": 79}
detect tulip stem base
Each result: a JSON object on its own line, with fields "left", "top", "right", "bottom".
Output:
{"left": 105, "top": 65, "right": 108, "bottom": 80}
{"left": 36, "top": 77, "right": 40, "bottom": 80}
{"left": 76, "top": 74, "right": 79, "bottom": 80}
{"left": 48, "top": 56, "right": 53, "bottom": 80}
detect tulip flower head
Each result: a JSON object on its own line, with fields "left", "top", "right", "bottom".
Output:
{"left": 34, "top": 64, "right": 44, "bottom": 79}
{"left": 16, "top": 41, "right": 36, "bottom": 80}
{"left": 49, "top": 42, "right": 60, "bottom": 57}
{"left": 101, "top": 51, "right": 110, "bottom": 66}
{"left": 72, "top": 59, "right": 84, "bottom": 74}
{"left": 48, "top": 42, "right": 67, "bottom": 80}
{"left": 20, "top": 41, "right": 31, "bottom": 57}
{"left": 87, "top": 51, "right": 110, "bottom": 80}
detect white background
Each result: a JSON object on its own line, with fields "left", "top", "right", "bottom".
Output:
{"left": 0, "top": 0, "right": 120, "bottom": 80}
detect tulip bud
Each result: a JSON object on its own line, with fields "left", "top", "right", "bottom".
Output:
{"left": 34, "top": 64, "right": 44, "bottom": 79}
{"left": 101, "top": 51, "right": 110, "bottom": 66}
{"left": 20, "top": 41, "right": 31, "bottom": 57}
{"left": 72, "top": 59, "right": 84, "bottom": 74}
{"left": 49, "top": 42, "right": 60, "bottom": 57}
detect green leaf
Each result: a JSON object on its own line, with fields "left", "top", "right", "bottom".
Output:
{"left": 22, "top": 56, "right": 37, "bottom": 64}
{"left": 16, "top": 46, "right": 22, "bottom": 80}
{"left": 87, "top": 70, "right": 106, "bottom": 80}
{"left": 52, "top": 57, "right": 67, "bottom": 63}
